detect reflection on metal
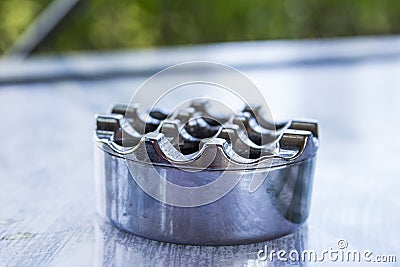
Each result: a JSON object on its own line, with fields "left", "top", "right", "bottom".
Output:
{"left": 94, "top": 101, "right": 319, "bottom": 245}
{"left": 5, "top": 0, "right": 80, "bottom": 59}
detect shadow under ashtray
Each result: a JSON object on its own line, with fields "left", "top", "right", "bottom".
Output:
{"left": 94, "top": 217, "right": 309, "bottom": 267}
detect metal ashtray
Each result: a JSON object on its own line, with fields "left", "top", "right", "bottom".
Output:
{"left": 94, "top": 101, "right": 319, "bottom": 245}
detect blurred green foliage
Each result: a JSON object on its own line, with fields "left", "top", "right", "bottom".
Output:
{"left": 1, "top": 0, "right": 400, "bottom": 54}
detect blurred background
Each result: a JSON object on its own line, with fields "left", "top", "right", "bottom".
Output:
{"left": 1, "top": 1, "right": 400, "bottom": 266}
{"left": 1, "top": 0, "right": 400, "bottom": 56}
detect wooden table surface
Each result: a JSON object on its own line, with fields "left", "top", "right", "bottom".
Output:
{"left": 0, "top": 37, "right": 399, "bottom": 266}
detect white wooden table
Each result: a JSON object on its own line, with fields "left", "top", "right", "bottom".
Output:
{"left": 0, "top": 37, "right": 399, "bottom": 266}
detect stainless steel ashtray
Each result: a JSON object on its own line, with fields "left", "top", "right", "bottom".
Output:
{"left": 94, "top": 101, "right": 319, "bottom": 245}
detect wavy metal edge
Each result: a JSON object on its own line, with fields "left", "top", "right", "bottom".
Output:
{"left": 94, "top": 103, "right": 319, "bottom": 170}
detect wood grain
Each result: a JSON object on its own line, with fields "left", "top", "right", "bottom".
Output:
{"left": 0, "top": 39, "right": 399, "bottom": 266}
